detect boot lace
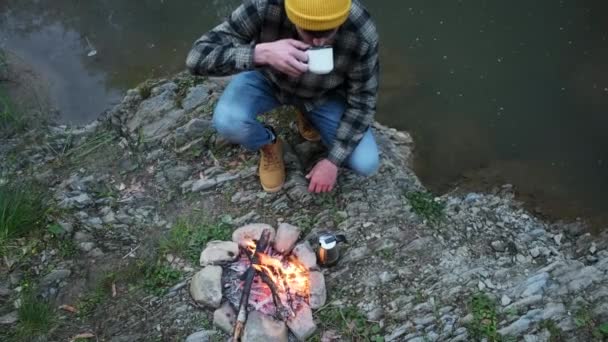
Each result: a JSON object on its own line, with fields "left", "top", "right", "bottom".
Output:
{"left": 262, "top": 145, "right": 280, "bottom": 169}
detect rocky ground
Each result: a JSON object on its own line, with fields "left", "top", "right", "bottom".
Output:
{"left": 0, "top": 73, "right": 607, "bottom": 341}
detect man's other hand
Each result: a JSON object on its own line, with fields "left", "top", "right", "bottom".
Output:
{"left": 254, "top": 39, "right": 309, "bottom": 78}
{"left": 306, "top": 159, "right": 338, "bottom": 193}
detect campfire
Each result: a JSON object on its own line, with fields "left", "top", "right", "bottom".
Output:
{"left": 190, "top": 223, "right": 326, "bottom": 342}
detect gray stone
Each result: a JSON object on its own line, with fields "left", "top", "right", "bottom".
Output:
{"left": 566, "top": 266, "right": 603, "bottom": 292}
{"left": 200, "top": 241, "right": 239, "bottom": 266}
{"left": 491, "top": 241, "right": 506, "bottom": 252}
{"left": 243, "top": 310, "right": 288, "bottom": 342}
{"left": 380, "top": 271, "right": 398, "bottom": 283}
{"left": 403, "top": 237, "right": 435, "bottom": 253}
{"left": 74, "top": 231, "right": 93, "bottom": 242}
{"left": 553, "top": 234, "right": 563, "bottom": 246}
{"left": 79, "top": 242, "right": 96, "bottom": 252}
{"left": 213, "top": 302, "right": 236, "bottom": 334}
{"left": 530, "top": 247, "right": 541, "bottom": 258}
{"left": 292, "top": 242, "right": 317, "bottom": 270}
{"left": 309, "top": 271, "right": 326, "bottom": 309}
{"left": 498, "top": 317, "right": 531, "bottom": 337}
{"left": 127, "top": 83, "right": 179, "bottom": 138}
{"left": 185, "top": 330, "right": 214, "bottom": 342}
{"left": 593, "top": 302, "right": 608, "bottom": 321}
{"left": 542, "top": 303, "right": 566, "bottom": 320}
{"left": 182, "top": 85, "right": 211, "bottom": 112}
{"left": 286, "top": 303, "right": 316, "bottom": 341}
{"left": 192, "top": 173, "right": 240, "bottom": 192}
{"left": 86, "top": 217, "right": 103, "bottom": 228}
{"left": 40, "top": 269, "right": 71, "bottom": 287}
{"left": 190, "top": 266, "right": 223, "bottom": 308}
{"left": 90, "top": 248, "right": 105, "bottom": 257}
{"left": 367, "top": 307, "right": 384, "bottom": 321}
{"left": 501, "top": 295, "right": 512, "bottom": 306}
{"left": 58, "top": 221, "right": 74, "bottom": 234}
{"left": 521, "top": 272, "right": 549, "bottom": 297}
{"left": 504, "top": 295, "right": 543, "bottom": 312}
{"left": 413, "top": 314, "right": 435, "bottom": 327}
{"left": 232, "top": 223, "right": 276, "bottom": 248}
{"left": 341, "top": 245, "right": 369, "bottom": 264}
{"left": 274, "top": 223, "right": 301, "bottom": 254}
{"left": 0, "top": 285, "right": 9, "bottom": 297}
{"left": 60, "top": 193, "right": 93, "bottom": 209}
{"left": 385, "top": 322, "right": 413, "bottom": 341}
{"left": 0, "top": 311, "right": 18, "bottom": 325}
{"left": 165, "top": 165, "right": 192, "bottom": 182}
{"left": 102, "top": 211, "right": 116, "bottom": 224}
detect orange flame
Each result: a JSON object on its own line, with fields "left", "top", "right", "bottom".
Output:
{"left": 250, "top": 248, "right": 310, "bottom": 298}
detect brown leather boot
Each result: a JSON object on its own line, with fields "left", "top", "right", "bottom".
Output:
{"left": 296, "top": 111, "right": 321, "bottom": 142}
{"left": 259, "top": 139, "right": 285, "bottom": 193}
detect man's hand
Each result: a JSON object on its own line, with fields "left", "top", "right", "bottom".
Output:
{"left": 306, "top": 159, "right": 338, "bottom": 193}
{"left": 254, "top": 39, "right": 310, "bottom": 78}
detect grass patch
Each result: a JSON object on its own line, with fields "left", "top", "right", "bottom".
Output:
{"left": 540, "top": 320, "right": 564, "bottom": 342}
{"left": 56, "top": 239, "right": 78, "bottom": 258}
{"left": 77, "top": 272, "right": 118, "bottom": 317}
{"left": 175, "top": 75, "right": 206, "bottom": 108}
{"left": 160, "top": 215, "right": 233, "bottom": 264}
{"left": 467, "top": 293, "right": 501, "bottom": 342}
{"left": 573, "top": 306, "right": 607, "bottom": 340}
{"left": 0, "top": 85, "right": 28, "bottom": 136}
{"left": 141, "top": 260, "right": 183, "bottom": 296}
{"left": 404, "top": 191, "right": 445, "bottom": 224}
{"left": 0, "top": 181, "right": 47, "bottom": 255}
{"left": 63, "top": 131, "right": 117, "bottom": 162}
{"left": 314, "top": 305, "right": 384, "bottom": 342}
{"left": 15, "top": 288, "right": 56, "bottom": 339}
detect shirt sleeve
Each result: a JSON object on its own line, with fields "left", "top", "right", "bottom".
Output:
{"left": 186, "top": 0, "right": 266, "bottom": 76}
{"left": 327, "top": 40, "right": 380, "bottom": 166}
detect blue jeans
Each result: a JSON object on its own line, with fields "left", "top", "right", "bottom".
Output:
{"left": 213, "top": 71, "right": 379, "bottom": 176}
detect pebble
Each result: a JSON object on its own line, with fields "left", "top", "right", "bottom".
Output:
{"left": 286, "top": 303, "right": 317, "bottom": 341}
{"left": 243, "top": 310, "right": 288, "bottom": 342}
{"left": 190, "top": 266, "right": 223, "bottom": 308}
{"left": 40, "top": 269, "right": 71, "bottom": 287}
{"left": 213, "top": 302, "right": 236, "bottom": 334}
{"left": 0, "top": 311, "right": 18, "bottom": 325}
{"left": 274, "top": 223, "right": 301, "bottom": 254}
{"left": 232, "top": 223, "right": 276, "bottom": 247}
{"left": 292, "top": 242, "right": 317, "bottom": 270}
{"left": 185, "top": 330, "right": 214, "bottom": 342}
{"left": 199, "top": 241, "right": 239, "bottom": 266}
{"left": 309, "top": 271, "right": 326, "bottom": 309}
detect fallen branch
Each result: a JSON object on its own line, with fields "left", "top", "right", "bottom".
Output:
{"left": 232, "top": 229, "right": 272, "bottom": 341}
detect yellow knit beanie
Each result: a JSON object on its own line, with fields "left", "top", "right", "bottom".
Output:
{"left": 285, "top": 0, "right": 352, "bottom": 31}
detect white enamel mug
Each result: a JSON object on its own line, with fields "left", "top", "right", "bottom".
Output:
{"left": 306, "top": 46, "right": 334, "bottom": 75}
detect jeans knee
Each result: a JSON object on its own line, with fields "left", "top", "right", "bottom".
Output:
{"left": 212, "top": 103, "right": 243, "bottom": 139}
{"left": 349, "top": 153, "right": 379, "bottom": 177}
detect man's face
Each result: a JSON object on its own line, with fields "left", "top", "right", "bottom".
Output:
{"left": 296, "top": 27, "right": 338, "bottom": 46}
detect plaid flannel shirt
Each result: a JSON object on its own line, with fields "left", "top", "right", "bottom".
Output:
{"left": 186, "top": 0, "right": 379, "bottom": 166}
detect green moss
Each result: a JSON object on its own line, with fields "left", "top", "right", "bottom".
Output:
{"left": 404, "top": 191, "right": 445, "bottom": 224}
{"left": 467, "top": 293, "right": 501, "bottom": 342}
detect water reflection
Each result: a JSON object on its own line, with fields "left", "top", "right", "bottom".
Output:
{"left": 1, "top": 0, "right": 607, "bottom": 226}
{"left": 0, "top": 0, "right": 240, "bottom": 123}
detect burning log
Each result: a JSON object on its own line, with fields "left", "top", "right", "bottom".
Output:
{"left": 232, "top": 229, "right": 272, "bottom": 341}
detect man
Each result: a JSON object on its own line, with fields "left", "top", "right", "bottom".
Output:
{"left": 186, "top": 0, "right": 379, "bottom": 193}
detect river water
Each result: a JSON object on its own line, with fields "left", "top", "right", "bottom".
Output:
{"left": 2, "top": 0, "right": 607, "bottom": 228}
